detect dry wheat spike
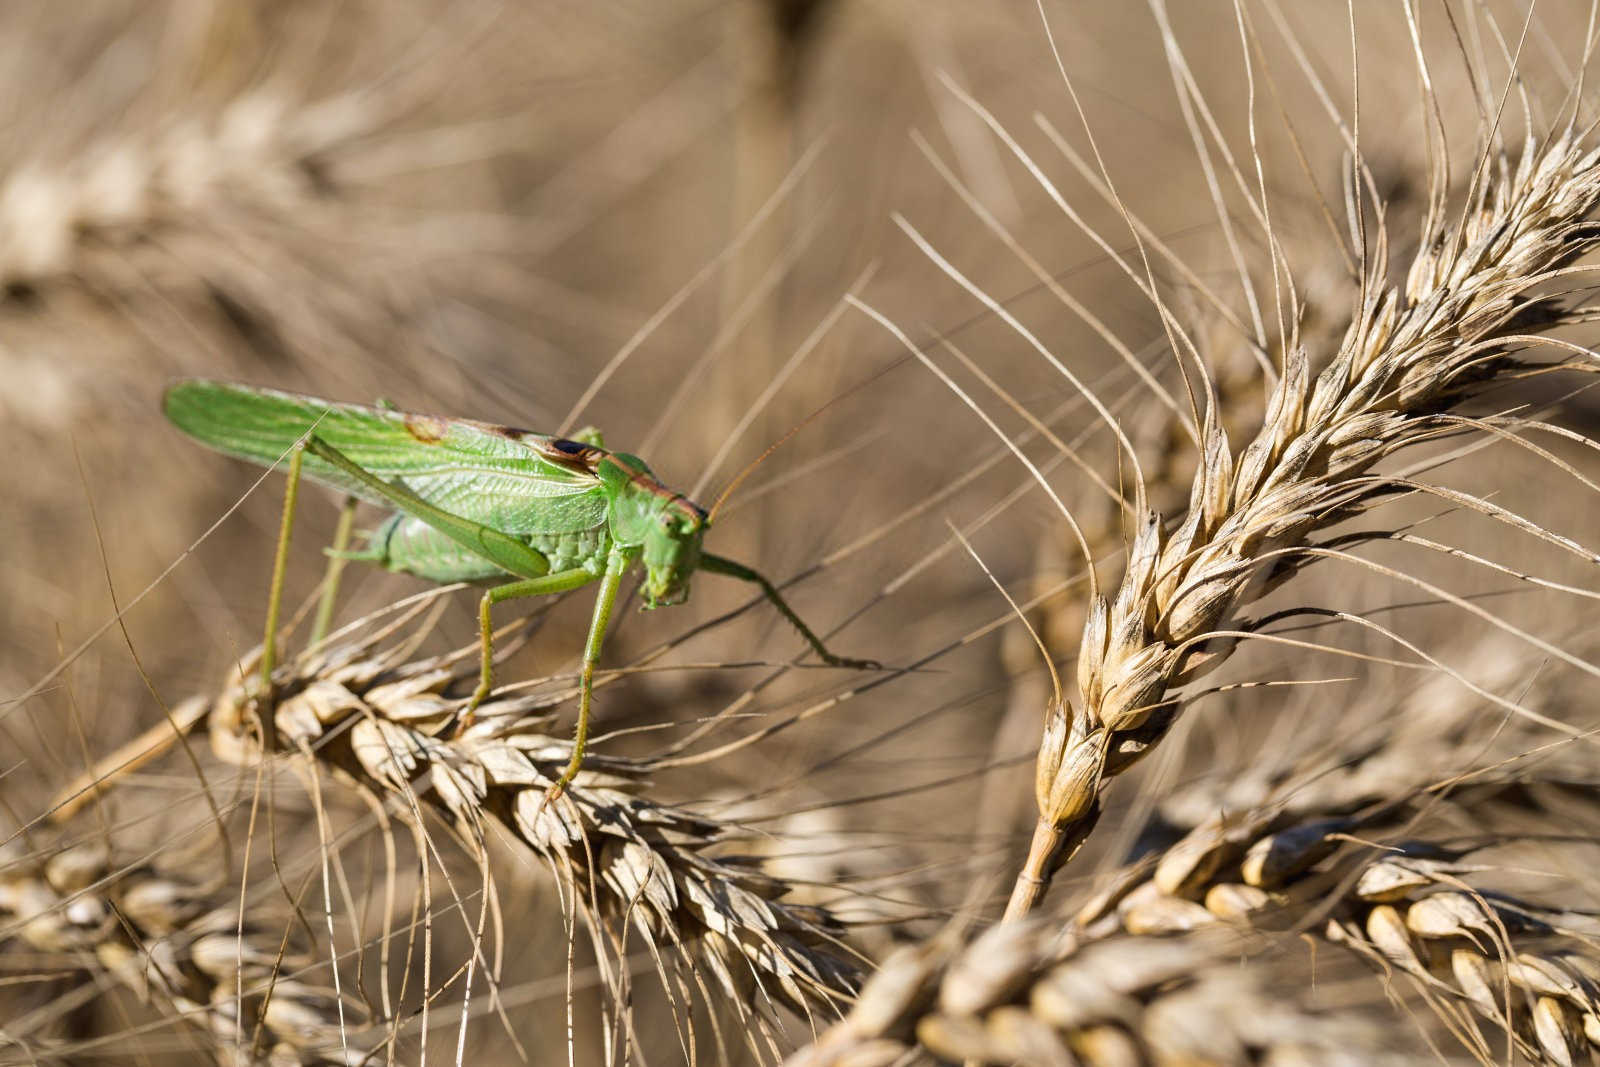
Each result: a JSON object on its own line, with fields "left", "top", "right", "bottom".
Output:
{"left": 1011, "top": 128, "right": 1600, "bottom": 916}
{"left": 0, "top": 89, "right": 369, "bottom": 290}
{"left": 1071, "top": 636, "right": 1600, "bottom": 1065}
{"left": 1079, "top": 790, "right": 1600, "bottom": 1064}
{"left": 0, "top": 840, "right": 366, "bottom": 1065}
{"left": 786, "top": 634, "right": 1600, "bottom": 1066}
{"left": 195, "top": 603, "right": 861, "bottom": 1057}
{"left": 783, "top": 922, "right": 1406, "bottom": 1067}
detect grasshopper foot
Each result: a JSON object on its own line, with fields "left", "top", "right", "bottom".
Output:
{"left": 533, "top": 776, "right": 571, "bottom": 822}
{"left": 449, "top": 676, "right": 492, "bottom": 737}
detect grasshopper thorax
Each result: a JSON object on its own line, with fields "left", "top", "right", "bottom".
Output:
{"left": 597, "top": 453, "right": 708, "bottom": 608}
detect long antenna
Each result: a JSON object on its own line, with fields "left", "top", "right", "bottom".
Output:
{"left": 704, "top": 353, "right": 906, "bottom": 523}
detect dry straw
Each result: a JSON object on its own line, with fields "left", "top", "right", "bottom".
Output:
{"left": 20, "top": 597, "right": 862, "bottom": 1062}
{"left": 0, "top": 89, "right": 368, "bottom": 289}
{"left": 784, "top": 632, "right": 1600, "bottom": 1065}
{"left": 17, "top": 4, "right": 1600, "bottom": 1065}
{"left": 818, "top": 5, "right": 1600, "bottom": 1061}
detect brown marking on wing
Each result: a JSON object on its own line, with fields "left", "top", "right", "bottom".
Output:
{"left": 531, "top": 435, "right": 607, "bottom": 473}
{"left": 484, "top": 423, "right": 536, "bottom": 440}
{"left": 611, "top": 453, "right": 691, "bottom": 504}
{"left": 404, "top": 414, "right": 449, "bottom": 444}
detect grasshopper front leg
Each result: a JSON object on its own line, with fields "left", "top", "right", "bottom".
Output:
{"left": 699, "top": 552, "right": 880, "bottom": 670}
{"left": 560, "top": 544, "right": 628, "bottom": 794}
{"left": 466, "top": 565, "right": 600, "bottom": 715}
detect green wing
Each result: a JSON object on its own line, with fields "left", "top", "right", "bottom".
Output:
{"left": 164, "top": 379, "right": 610, "bottom": 535}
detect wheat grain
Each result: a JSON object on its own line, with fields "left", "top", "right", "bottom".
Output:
{"left": 1079, "top": 801, "right": 1600, "bottom": 1062}
{"left": 787, "top": 629, "right": 1600, "bottom": 1066}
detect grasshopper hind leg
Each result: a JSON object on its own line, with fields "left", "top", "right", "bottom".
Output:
{"left": 259, "top": 445, "right": 307, "bottom": 694}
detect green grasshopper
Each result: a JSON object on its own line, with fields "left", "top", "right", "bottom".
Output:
{"left": 164, "top": 379, "right": 875, "bottom": 794}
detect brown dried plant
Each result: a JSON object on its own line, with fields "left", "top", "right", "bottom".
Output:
{"left": 782, "top": 625, "right": 1600, "bottom": 1065}
{"left": 17, "top": 3, "right": 1600, "bottom": 1065}
{"left": 841, "top": 20, "right": 1600, "bottom": 924}
{"left": 815, "top": 3, "right": 1600, "bottom": 1062}
{"left": 19, "top": 593, "right": 863, "bottom": 1063}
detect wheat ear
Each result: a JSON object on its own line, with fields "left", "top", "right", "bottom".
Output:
{"left": 0, "top": 841, "right": 367, "bottom": 1065}
{"left": 1080, "top": 788, "right": 1600, "bottom": 1065}
{"left": 0, "top": 90, "right": 368, "bottom": 289}
{"left": 199, "top": 606, "right": 862, "bottom": 1050}
{"left": 1012, "top": 131, "right": 1600, "bottom": 916}
{"left": 1069, "top": 634, "right": 1600, "bottom": 1064}
{"left": 784, "top": 922, "right": 1406, "bottom": 1067}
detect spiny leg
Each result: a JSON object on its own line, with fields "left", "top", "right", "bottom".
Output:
{"left": 699, "top": 552, "right": 879, "bottom": 670}
{"left": 260, "top": 444, "right": 306, "bottom": 694}
{"left": 460, "top": 566, "right": 603, "bottom": 724}
{"left": 309, "top": 494, "right": 359, "bottom": 648}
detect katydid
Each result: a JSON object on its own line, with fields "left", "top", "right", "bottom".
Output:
{"left": 164, "top": 379, "right": 876, "bottom": 795}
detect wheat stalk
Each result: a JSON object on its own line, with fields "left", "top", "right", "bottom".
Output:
{"left": 1068, "top": 628, "right": 1600, "bottom": 1065}
{"left": 781, "top": 774, "right": 1599, "bottom": 1067}
{"left": 32, "top": 602, "right": 863, "bottom": 1061}
{"left": 20, "top": 593, "right": 867, "bottom": 1063}
{"left": 786, "top": 630, "right": 1600, "bottom": 1066}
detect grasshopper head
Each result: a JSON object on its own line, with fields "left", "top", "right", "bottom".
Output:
{"left": 596, "top": 452, "right": 707, "bottom": 609}
{"left": 641, "top": 496, "right": 706, "bottom": 608}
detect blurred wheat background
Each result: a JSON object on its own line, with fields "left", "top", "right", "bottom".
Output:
{"left": 5, "top": 1, "right": 1600, "bottom": 1064}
